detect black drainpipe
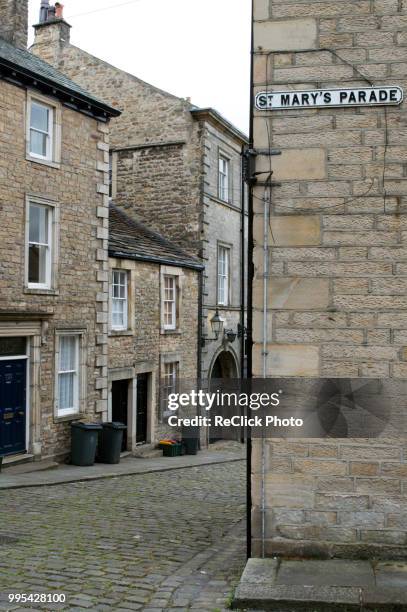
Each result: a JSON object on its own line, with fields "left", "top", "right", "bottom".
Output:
{"left": 246, "top": 0, "right": 255, "bottom": 561}
{"left": 240, "top": 143, "right": 246, "bottom": 381}
{"left": 197, "top": 268, "right": 203, "bottom": 384}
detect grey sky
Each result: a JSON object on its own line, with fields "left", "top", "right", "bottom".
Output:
{"left": 28, "top": 0, "right": 251, "bottom": 134}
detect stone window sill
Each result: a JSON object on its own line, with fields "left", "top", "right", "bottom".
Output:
{"left": 26, "top": 155, "right": 61, "bottom": 170}
{"left": 24, "top": 288, "right": 59, "bottom": 296}
{"left": 54, "top": 413, "right": 84, "bottom": 424}
{"left": 108, "top": 330, "right": 134, "bottom": 337}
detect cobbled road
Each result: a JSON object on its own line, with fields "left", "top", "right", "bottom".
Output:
{"left": 0, "top": 461, "right": 246, "bottom": 612}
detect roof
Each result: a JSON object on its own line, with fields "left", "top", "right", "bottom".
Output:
{"left": 108, "top": 203, "right": 204, "bottom": 271}
{"left": 191, "top": 107, "right": 248, "bottom": 144}
{"left": 0, "top": 37, "right": 120, "bottom": 121}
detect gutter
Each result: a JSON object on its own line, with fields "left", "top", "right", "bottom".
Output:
{"left": 108, "top": 249, "right": 204, "bottom": 272}
{"left": 191, "top": 107, "right": 249, "bottom": 144}
{"left": 0, "top": 57, "right": 120, "bottom": 121}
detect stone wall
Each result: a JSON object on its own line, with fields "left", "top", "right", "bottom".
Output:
{"left": 114, "top": 140, "right": 202, "bottom": 255}
{"left": 0, "top": 79, "right": 109, "bottom": 460}
{"left": 0, "top": 0, "right": 28, "bottom": 48}
{"left": 252, "top": 0, "right": 407, "bottom": 557}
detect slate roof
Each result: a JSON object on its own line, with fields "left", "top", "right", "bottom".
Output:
{"left": 109, "top": 203, "right": 204, "bottom": 271}
{"left": 0, "top": 37, "right": 119, "bottom": 120}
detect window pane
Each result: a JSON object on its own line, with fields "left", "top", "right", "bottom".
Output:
{"left": 112, "top": 299, "right": 124, "bottom": 327}
{"left": 218, "top": 247, "right": 229, "bottom": 305}
{"left": 59, "top": 336, "right": 76, "bottom": 372}
{"left": 29, "top": 205, "right": 48, "bottom": 244}
{"left": 28, "top": 244, "right": 47, "bottom": 284}
{"left": 59, "top": 372, "right": 74, "bottom": 410}
{"left": 30, "top": 129, "right": 47, "bottom": 157}
{"left": 163, "top": 276, "right": 176, "bottom": 328}
{"left": 31, "top": 102, "right": 49, "bottom": 132}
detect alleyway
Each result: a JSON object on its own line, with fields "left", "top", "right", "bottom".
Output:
{"left": 0, "top": 461, "right": 246, "bottom": 612}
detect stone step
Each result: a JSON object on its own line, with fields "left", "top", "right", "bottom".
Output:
{"left": 232, "top": 558, "right": 407, "bottom": 611}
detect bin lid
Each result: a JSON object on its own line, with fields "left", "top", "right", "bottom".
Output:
{"left": 71, "top": 421, "right": 103, "bottom": 430}
{"left": 102, "top": 421, "right": 127, "bottom": 430}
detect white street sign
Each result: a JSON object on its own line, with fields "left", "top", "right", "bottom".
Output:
{"left": 255, "top": 86, "right": 404, "bottom": 111}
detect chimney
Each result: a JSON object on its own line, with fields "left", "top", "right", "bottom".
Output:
{"left": 33, "top": 0, "right": 71, "bottom": 50}
{"left": 0, "top": 0, "right": 28, "bottom": 49}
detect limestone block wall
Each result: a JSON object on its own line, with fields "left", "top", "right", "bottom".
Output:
{"left": 114, "top": 140, "right": 202, "bottom": 256}
{"left": 0, "top": 79, "right": 109, "bottom": 460}
{"left": 252, "top": 0, "right": 407, "bottom": 558}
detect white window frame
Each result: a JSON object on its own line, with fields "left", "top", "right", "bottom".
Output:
{"left": 218, "top": 154, "right": 230, "bottom": 202}
{"left": 162, "top": 361, "right": 179, "bottom": 418}
{"left": 111, "top": 269, "right": 129, "bottom": 331}
{"left": 163, "top": 275, "right": 177, "bottom": 331}
{"left": 29, "top": 99, "right": 54, "bottom": 161}
{"left": 55, "top": 332, "right": 81, "bottom": 418}
{"left": 217, "top": 244, "right": 231, "bottom": 306}
{"left": 26, "top": 91, "right": 61, "bottom": 167}
{"left": 26, "top": 200, "right": 54, "bottom": 290}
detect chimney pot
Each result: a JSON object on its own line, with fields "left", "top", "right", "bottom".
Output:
{"left": 39, "top": 0, "right": 49, "bottom": 23}
{"left": 54, "top": 3, "right": 64, "bottom": 19}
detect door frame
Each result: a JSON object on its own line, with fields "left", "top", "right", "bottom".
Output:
{"left": 108, "top": 364, "right": 156, "bottom": 450}
{"left": 0, "top": 322, "right": 44, "bottom": 459}
{"left": 0, "top": 340, "right": 30, "bottom": 455}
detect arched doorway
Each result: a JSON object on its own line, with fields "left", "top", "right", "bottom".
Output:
{"left": 210, "top": 349, "right": 239, "bottom": 381}
{"left": 209, "top": 349, "right": 240, "bottom": 443}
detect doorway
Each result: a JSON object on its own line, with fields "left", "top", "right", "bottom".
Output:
{"left": 209, "top": 350, "right": 239, "bottom": 443}
{"left": 112, "top": 379, "right": 129, "bottom": 451}
{"left": 136, "top": 373, "right": 148, "bottom": 444}
{"left": 0, "top": 359, "right": 27, "bottom": 456}
{"left": 210, "top": 350, "right": 238, "bottom": 380}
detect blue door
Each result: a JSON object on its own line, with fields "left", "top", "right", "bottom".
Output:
{"left": 0, "top": 360, "right": 27, "bottom": 456}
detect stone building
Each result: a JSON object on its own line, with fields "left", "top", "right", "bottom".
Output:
{"left": 250, "top": 0, "right": 407, "bottom": 557}
{"left": 31, "top": 4, "right": 248, "bottom": 387}
{"left": 0, "top": 0, "right": 119, "bottom": 461}
{"left": 108, "top": 203, "right": 202, "bottom": 449}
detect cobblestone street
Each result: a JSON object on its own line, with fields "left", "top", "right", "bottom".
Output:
{"left": 0, "top": 460, "right": 246, "bottom": 612}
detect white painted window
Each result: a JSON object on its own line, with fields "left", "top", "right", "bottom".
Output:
{"left": 57, "top": 335, "right": 79, "bottom": 417}
{"left": 163, "top": 275, "right": 177, "bottom": 330}
{"left": 218, "top": 155, "right": 230, "bottom": 202}
{"left": 28, "top": 202, "right": 52, "bottom": 289}
{"left": 111, "top": 270, "right": 128, "bottom": 331}
{"left": 164, "top": 361, "right": 178, "bottom": 400}
{"left": 217, "top": 245, "right": 230, "bottom": 306}
{"left": 29, "top": 100, "right": 53, "bottom": 161}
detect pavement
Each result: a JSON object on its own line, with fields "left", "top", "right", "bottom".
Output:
{"left": 233, "top": 557, "right": 407, "bottom": 611}
{"left": 0, "top": 446, "right": 246, "bottom": 490}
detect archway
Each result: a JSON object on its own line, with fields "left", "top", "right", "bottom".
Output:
{"left": 209, "top": 348, "right": 239, "bottom": 381}
{"left": 208, "top": 349, "right": 240, "bottom": 443}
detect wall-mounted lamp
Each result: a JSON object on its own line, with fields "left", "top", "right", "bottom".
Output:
{"left": 201, "top": 309, "right": 224, "bottom": 347}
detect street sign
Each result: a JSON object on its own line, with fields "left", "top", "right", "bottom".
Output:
{"left": 255, "top": 86, "right": 404, "bottom": 111}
